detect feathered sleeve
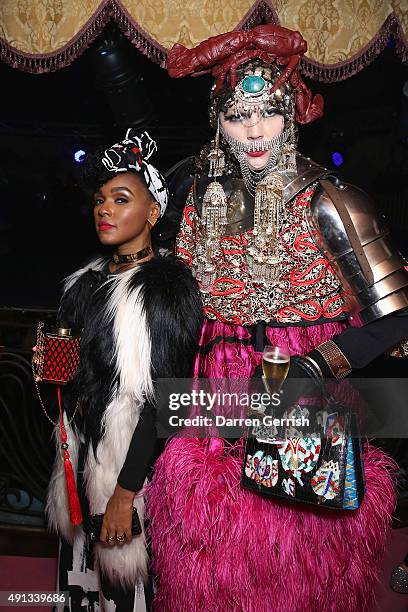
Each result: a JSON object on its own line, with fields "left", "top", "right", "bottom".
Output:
{"left": 117, "top": 257, "right": 203, "bottom": 491}
{"left": 57, "top": 258, "right": 107, "bottom": 329}
{"left": 128, "top": 256, "right": 203, "bottom": 379}
{"left": 54, "top": 259, "right": 108, "bottom": 423}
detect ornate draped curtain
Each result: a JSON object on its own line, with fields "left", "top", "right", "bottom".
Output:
{"left": 0, "top": 0, "right": 407, "bottom": 79}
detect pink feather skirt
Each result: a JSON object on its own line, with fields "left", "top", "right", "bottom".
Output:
{"left": 147, "top": 320, "right": 397, "bottom": 612}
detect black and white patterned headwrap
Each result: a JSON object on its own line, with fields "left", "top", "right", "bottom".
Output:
{"left": 101, "top": 129, "right": 168, "bottom": 216}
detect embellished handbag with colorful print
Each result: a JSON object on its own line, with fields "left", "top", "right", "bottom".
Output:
{"left": 241, "top": 399, "right": 365, "bottom": 510}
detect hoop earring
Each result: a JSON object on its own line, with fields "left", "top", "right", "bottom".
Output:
{"left": 147, "top": 217, "right": 157, "bottom": 228}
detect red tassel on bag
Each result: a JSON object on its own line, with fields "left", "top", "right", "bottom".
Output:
{"left": 56, "top": 386, "right": 83, "bottom": 525}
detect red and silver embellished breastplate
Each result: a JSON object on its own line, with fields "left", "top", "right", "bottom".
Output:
{"left": 176, "top": 176, "right": 347, "bottom": 327}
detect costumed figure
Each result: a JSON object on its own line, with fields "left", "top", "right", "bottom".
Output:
{"left": 44, "top": 130, "right": 202, "bottom": 611}
{"left": 147, "top": 25, "right": 408, "bottom": 612}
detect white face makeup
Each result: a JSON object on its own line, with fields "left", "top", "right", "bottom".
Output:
{"left": 220, "top": 110, "right": 284, "bottom": 170}
{"left": 212, "top": 70, "right": 296, "bottom": 196}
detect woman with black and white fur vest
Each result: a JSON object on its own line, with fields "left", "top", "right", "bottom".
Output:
{"left": 45, "top": 130, "right": 202, "bottom": 611}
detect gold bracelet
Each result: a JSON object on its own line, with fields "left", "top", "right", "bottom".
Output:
{"left": 315, "top": 340, "right": 352, "bottom": 379}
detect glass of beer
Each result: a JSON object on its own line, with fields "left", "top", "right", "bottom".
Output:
{"left": 262, "top": 345, "right": 290, "bottom": 395}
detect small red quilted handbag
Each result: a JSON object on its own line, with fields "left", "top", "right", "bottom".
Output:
{"left": 33, "top": 322, "right": 80, "bottom": 384}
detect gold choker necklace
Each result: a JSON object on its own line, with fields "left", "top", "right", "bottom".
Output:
{"left": 112, "top": 246, "right": 152, "bottom": 264}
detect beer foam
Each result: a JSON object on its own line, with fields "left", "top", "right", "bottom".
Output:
{"left": 263, "top": 353, "right": 289, "bottom": 363}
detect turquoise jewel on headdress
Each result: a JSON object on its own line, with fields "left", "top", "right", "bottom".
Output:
{"left": 241, "top": 75, "right": 266, "bottom": 94}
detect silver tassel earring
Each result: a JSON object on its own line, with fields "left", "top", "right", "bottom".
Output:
{"left": 197, "top": 119, "right": 227, "bottom": 292}
{"left": 207, "top": 117, "right": 226, "bottom": 178}
{"left": 277, "top": 121, "right": 297, "bottom": 175}
{"left": 286, "top": 122, "right": 297, "bottom": 174}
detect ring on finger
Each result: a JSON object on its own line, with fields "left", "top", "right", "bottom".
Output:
{"left": 106, "top": 535, "right": 115, "bottom": 545}
{"left": 116, "top": 533, "right": 126, "bottom": 543}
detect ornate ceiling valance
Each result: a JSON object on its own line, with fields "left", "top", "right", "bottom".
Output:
{"left": 0, "top": 0, "right": 407, "bottom": 80}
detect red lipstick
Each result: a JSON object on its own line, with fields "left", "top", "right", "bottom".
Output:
{"left": 247, "top": 151, "right": 267, "bottom": 158}
{"left": 98, "top": 222, "right": 115, "bottom": 231}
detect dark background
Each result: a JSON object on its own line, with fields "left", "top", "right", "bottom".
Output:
{"left": 1, "top": 25, "right": 408, "bottom": 308}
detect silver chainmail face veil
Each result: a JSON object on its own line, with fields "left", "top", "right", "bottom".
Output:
{"left": 219, "top": 124, "right": 291, "bottom": 196}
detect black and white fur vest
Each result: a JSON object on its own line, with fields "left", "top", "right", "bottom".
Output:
{"left": 46, "top": 256, "right": 202, "bottom": 587}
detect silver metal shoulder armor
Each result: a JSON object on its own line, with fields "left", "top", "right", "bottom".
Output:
{"left": 306, "top": 177, "right": 408, "bottom": 327}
